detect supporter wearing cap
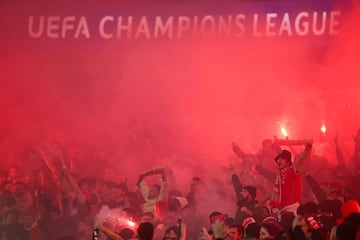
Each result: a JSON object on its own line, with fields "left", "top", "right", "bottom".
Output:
{"left": 229, "top": 164, "right": 264, "bottom": 225}
{"left": 260, "top": 141, "right": 313, "bottom": 218}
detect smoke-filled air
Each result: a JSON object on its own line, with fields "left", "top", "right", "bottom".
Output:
{"left": 1, "top": 0, "right": 360, "bottom": 240}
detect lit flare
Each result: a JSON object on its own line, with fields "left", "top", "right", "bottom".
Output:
{"left": 281, "top": 127, "right": 288, "bottom": 138}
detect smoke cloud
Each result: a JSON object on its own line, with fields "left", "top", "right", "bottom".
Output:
{"left": 0, "top": 0, "right": 359, "bottom": 191}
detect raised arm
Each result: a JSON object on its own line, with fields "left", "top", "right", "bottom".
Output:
{"left": 334, "top": 134, "right": 346, "bottom": 167}
{"left": 137, "top": 167, "right": 167, "bottom": 199}
{"left": 38, "top": 148, "right": 61, "bottom": 188}
{"left": 350, "top": 130, "right": 360, "bottom": 173}
{"left": 63, "top": 166, "right": 86, "bottom": 203}
{"left": 60, "top": 167, "right": 74, "bottom": 202}
{"left": 158, "top": 172, "right": 168, "bottom": 201}
{"left": 256, "top": 190, "right": 275, "bottom": 209}
{"left": 294, "top": 141, "right": 313, "bottom": 172}
{"left": 229, "top": 164, "right": 243, "bottom": 202}
{"left": 96, "top": 220, "right": 123, "bottom": 240}
{"left": 232, "top": 142, "right": 248, "bottom": 160}
{"left": 254, "top": 164, "right": 276, "bottom": 183}
{"left": 304, "top": 173, "right": 326, "bottom": 202}
{"left": 179, "top": 220, "right": 187, "bottom": 240}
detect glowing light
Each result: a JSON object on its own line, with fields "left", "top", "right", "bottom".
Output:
{"left": 127, "top": 220, "right": 136, "bottom": 227}
{"left": 321, "top": 124, "right": 326, "bottom": 134}
{"left": 281, "top": 127, "right": 288, "bottom": 138}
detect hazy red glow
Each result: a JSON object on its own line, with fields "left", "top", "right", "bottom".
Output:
{"left": 0, "top": 2, "right": 359, "bottom": 189}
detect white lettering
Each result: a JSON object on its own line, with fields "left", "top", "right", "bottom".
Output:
{"left": 218, "top": 15, "right": 232, "bottom": 37}
{"left": 252, "top": 14, "right": 262, "bottom": 37}
{"left": 295, "top": 12, "right": 309, "bottom": 36}
{"left": 200, "top": 15, "right": 216, "bottom": 37}
{"left": 278, "top": 13, "right": 292, "bottom": 36}
{"left": 154, "top": 16, "right": 173, "bottom": 38}
{"left": 193, "top": 16, "right": 199, "bottom": 36}
{"left": 177, "top": 16, "right": 191, "bottom": 38}
{"left": 329, "top": 11, "right": 341, "bottom": 35}
{"left": 266, "top": 13, "right": 277, "bottom": 36}
{"left": 117, "top": 16, "right": 133, "bottom": 38}
{"left": 312, "top": 12, "right": 326, "bottom": 36}
{"left": 234, "top": 14, "right": 246, "bottom": 37}
{"left": 99, "top": 16, "right": 114, "bottom": 39}
{"left": 74, "top": 17, "right": 90, "bottom": 38}
{"left": 26, "top": 12, "right": 343, "bottom": 40}
{"left": 135, "top": 16, "right": 151, "bottom": 39}
{"left": 61, "top": 16, "right": 75, "bottom": 38}
{"left": 28, "top": 16, "right": 44, "bottom": 38}
{"left": 47, "top": 16, "right": 60, "bottom": 38}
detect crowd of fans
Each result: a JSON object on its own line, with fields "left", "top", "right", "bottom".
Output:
{"left": 0, "top": 129, "right": 360, "bottom": 240}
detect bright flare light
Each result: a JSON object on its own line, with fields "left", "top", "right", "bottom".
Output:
{"left": 281, "top": 127, "right": 288, "bottom": 138}
{"left": 127, "top": 220, "right": 136, "bottom": 227}
{"left": 321, "top": 124, "right": 326, "bottom": 134}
